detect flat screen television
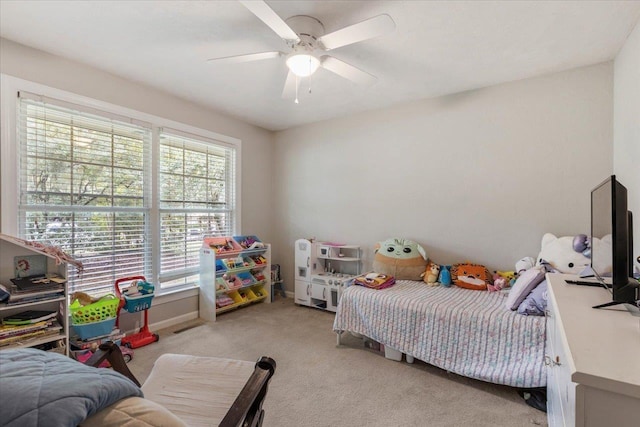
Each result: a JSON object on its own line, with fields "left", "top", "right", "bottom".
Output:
{"left": 590, "top": 175, "right": 638, "bottom": 309}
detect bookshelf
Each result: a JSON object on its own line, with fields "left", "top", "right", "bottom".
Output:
{"left": 0, "top": 235, "right": 69, "bottom": 355}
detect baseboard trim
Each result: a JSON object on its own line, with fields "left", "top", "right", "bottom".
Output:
{"left": 285, "top": 290, "right": 294, "bottom": 298}
{"left": 149, "top": 311, "right": 199, "bottom": 332}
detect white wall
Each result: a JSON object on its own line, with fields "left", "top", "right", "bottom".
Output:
{"left": 0, "top": 38, "right": 275, "bottom": 243}
{"left": 273, "top": 63, "right": 614, "bottom": 289}
{"left": 613, "top": 21, "right": 640, "bottom": 273}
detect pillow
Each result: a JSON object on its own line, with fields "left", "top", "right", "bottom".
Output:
{"left": 451, "top": 263, "right": 492, "bottom": 290}
{"left": 517, "top": 279, "right": 548, "bottom": 316}
{"left": 80, "top": 397, "right": 187, "bottom": 427}
{"left": 504, "top": 266, "right": 546, "bottom": 310}
{"left": 372, "top": 238, "right": 427, "bottom": 280}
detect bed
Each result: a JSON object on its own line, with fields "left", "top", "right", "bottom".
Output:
{"left": 333, "top": 280, "right": 546, "bottom": 388}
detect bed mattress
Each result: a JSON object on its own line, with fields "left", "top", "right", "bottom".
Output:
{"left": 333, "top": 280, "right": 546, "bottom": 388}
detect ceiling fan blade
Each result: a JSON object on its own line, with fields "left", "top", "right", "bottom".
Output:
{"left": 207, "top": 51, "right": 283, "bottom": 64}
{"left": 318, "top": 14, "right": 395, "bottom": 51}
{"left": 282, "top": 71, "right": 296, "bottom": 99}
{"left": 320, "top": 56, "right": 377, "bottom": 85}
{"left": 239, "top": 0, "right": 300, "bottom": 43}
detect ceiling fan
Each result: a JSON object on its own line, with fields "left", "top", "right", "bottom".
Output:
{"left": 207, "top": 0, "right": 396, "bottom": 103}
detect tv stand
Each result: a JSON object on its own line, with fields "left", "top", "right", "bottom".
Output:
{"left": 592, "top": 300, "right": 630, "bottom": 309}
{"left": 592, "top": 278, "right": 640, "bottom": 309}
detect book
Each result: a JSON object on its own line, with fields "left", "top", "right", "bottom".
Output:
{"left": 0, "top": 329, "right": 47, "bottom": 346}
{"left": 3, "top": 310, "right": 57, "bottom": 325}
{"left": 0, "top": 283, "right": 64, "bottom": 305}
{"left": 0, "top": 326, "right": 61, "bottom": 347}
{"left": 0, "top": 284, "right": 9, "bottom": 303}
{"left": 0, "top": 321, "right": 54, "bottom": 339}
{"left": 10, "top": 275, "right": 61, "bottom": 291}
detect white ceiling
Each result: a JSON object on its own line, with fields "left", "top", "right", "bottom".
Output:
{"left": 1, "top": 1, "right": 639, "bottom": 131}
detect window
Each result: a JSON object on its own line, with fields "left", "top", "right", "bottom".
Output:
{"left": 158, "top": 130, "right": 237, "bottom": 288}
{"left": 13, "top": 90, "right": 238, "bottom": 295}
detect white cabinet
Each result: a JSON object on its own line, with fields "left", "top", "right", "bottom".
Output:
{"left": 310, "top": 282, "right": 326, "bottom": 301}
{"left": 546, "top": 273, "right": 640, "bottom": 427}
{"left": 199, "top": 237, "right": 271, "bottom": 322}
{"left": 0, "top": 235, "right": 69, "bottom": 355}
{"left": 294, "top": 280, "right": 310, "bottom": 306}
{"left": 294, "top": 239, "right": 360, "bottom": 312}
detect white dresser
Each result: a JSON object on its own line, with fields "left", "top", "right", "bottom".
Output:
{"left": 546, "top": 273, "right": 640, "bottom": 427}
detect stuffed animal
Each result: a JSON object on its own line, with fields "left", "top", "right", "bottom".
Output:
{"left": 373, "top": 238, "right": 427, "bottom": 280}
{"left": 496, "top": 270, "right": 516, "bottom": 282}
{"left": 536, "top": 233, "right": 612, "bottom": 275}
{"left": 421, "top": 261, "right": 441, "bottom": 286}
{"left": 71, "top": 291, "right": 96, "bottom": 306}
{"left": 488, "top": 271, "right": 513, "bottom": 292}
{"left": 438, "top": 265, "right": 452, "bottom": 287}
{"left": 451, "top": 263, "right": 493, "bottom": 290}
{"left": 516, "top": 257, "right": 536, "bottom": 274}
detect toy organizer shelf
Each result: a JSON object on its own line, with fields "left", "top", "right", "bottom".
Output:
{"left": 0, "top": 235, "right": 69, "bottom": 355}
{"left": 199, "top": 236, "right": 271, "bottom": 321}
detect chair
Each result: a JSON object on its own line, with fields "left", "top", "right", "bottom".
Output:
{"left": 85, "top": 342, "right": 276, "bottom": 427}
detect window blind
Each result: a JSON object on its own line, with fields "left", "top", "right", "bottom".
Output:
{"left": 158, "top": 129, "right": 237, "bottom": 288}
{"left": 18, "top": 93, "right": 152, "bottom": 296}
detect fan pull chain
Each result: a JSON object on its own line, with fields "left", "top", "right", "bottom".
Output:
{"left": 294, "top": 74, "right": 299, "bottom": 104}
{"left": 308, "top": 56, "right": 313, "bottom": 94}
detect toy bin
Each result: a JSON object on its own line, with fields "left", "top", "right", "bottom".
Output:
{"left": 236, "top": 271, "right": 256, "bottom": 287}
{"left": 216, "top": 294, "right": 235, "bottom": 308}
{"left": 122, "top": 281, "right": 155, "bottom": 313}
{"left": 70, "top": 294, "right": 119, "bottom": 324}
{"left": 224, "top": 257, "right": 244, "bottom": 270}
{"left": 253, "top": 286, "right": 266, "bottom": 299}
{"left": 249, "top": 254, "right": 268, "bottom": 266}
{"left": 251, "top": 270, "right": 266, "bottom": 283}
{"left": 215, "top": 277, "right": 229, "bottom": 292}
{"left": 221, "top": 274, "right": 242, "bottom": 290}
{"left": 238, "top": 291, "right": 249, "bottom": 303}
{"left": 72, "top": 317, "right": 117, "bottom": 340}
{"left": 227, "top": 290, "right": 244, "bottom": 305}
{"left": 232, "top": 235, "right": 263, "bottom": 250}
{"left": 215, "top": 259, "right": 227, "bottom": 274}
{"left": 241, "top": 257, "right": 256, "bottom": 268}
{"left": 203, "top": 237, "right": 242, "bottom": 256}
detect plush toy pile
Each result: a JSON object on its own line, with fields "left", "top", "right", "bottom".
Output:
{"left": 369, "top": 232, "right": 613, "bottom": 317}
{"left": 506, "top": 232, "right": 612, "bottom": 316}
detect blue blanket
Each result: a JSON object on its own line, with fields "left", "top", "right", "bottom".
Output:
{"left": 0, "top": 348, "right": 142, "bottom": 427}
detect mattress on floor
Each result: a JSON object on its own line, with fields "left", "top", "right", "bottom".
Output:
{"left": 333, "top": 280, "right": 546, "bottom": 388}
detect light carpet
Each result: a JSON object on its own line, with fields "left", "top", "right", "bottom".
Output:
{"left": 128, "top": 297, "right": 547, "bottom": 427}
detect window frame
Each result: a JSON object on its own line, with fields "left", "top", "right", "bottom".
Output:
{"left": 0, "top": 75, "right": 242, "bottom": 295}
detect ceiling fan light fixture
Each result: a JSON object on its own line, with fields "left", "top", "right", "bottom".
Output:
{"left": 286, "top": 53, "right": 320, "bottom": 77}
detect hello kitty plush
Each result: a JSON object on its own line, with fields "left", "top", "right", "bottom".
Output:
{"left": 536, "top": 233, "right": 612, "bottom": 275}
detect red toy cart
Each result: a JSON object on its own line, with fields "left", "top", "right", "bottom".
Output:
{"left": 114, "top": 276, "right": 159, "bottom": 349}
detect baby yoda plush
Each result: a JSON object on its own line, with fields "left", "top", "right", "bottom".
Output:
{"left": 373, "top": 238, "right": 427, "bottom": 280}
